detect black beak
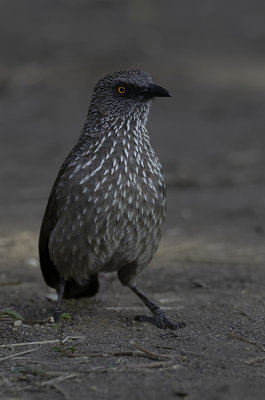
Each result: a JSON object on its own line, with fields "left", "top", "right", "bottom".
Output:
{"left": 141, "top": 84, "right": 171, "bottom": 99}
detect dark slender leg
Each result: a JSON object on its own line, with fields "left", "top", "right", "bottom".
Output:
{"left": 130, "top": 285, "right": 185, "bottom": 330}
{"left": 53, "top": 278, "right": 65, "bottom": 322}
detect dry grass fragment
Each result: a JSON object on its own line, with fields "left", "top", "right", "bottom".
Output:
{"left": 68, "top": 342, "right": 175, "bottom": 362}
{"left": 245, "top": 356, "right": 265, "bottom": 365}
{"left": 0, "top": 336, "right": 84, "bottom": 349}
{"left": 39, "top": 372, "right": 80, "bottom": 387}
{"left": 230, "top": 333, "right": 265, "bottom": 352}
{"left": 131, "top": 342, "right": 172, "bottom": 361}
{"left": 0, "top": 349, "right": 38, "bottom": 362}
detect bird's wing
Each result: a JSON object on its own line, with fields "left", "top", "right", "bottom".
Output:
{"left": 38, "top": 149, "right": 74, "bottom": 289}
{"left": 38, "top": 154, "right": 100, "bottom": 298}
{"left": 38, "top": 174, "right": 62, "bottom": 289}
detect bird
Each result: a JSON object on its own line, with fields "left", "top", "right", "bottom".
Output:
{"left": 39, "top": 70, "right": 185, "bottom": 330}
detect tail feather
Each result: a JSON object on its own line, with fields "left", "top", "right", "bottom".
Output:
{"left": 63, "top": 275, "right": 99, "bottom": 299}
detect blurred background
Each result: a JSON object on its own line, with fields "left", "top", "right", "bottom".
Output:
{"left": 1, "top": 0, "right": 265, "bottom": 244}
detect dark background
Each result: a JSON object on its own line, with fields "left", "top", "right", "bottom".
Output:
{"left": 1, "top": 0, "right": 265, "bottom": 243}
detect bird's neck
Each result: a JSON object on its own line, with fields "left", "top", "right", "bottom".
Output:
{"left": 76, "top": 107, "right": 154, "bottom": 163}
{"left": 82, "top": 102, "right": 151, "bottom": 136}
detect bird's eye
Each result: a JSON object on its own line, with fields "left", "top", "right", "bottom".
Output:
{"left": 117, "top": 86, "right": 126, "bottom": 95}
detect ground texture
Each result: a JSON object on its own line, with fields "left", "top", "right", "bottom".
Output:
{"left": 1, "top": 232, "right": 265, "bottom": 399}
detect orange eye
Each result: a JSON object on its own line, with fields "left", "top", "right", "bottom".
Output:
{"left": 117, "top": 86, "right": 126, "bottom": 94}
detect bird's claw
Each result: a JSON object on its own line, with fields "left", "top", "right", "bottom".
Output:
{"left": 53, "top": 310, "right": 62, "bottom": 323}
{"left": 135, "top": 310, "right": 185, "bottom": 330}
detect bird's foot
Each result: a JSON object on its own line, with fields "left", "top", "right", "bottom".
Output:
{"left": 135, "top": 308, "right": 185, "bottom": 330}
{"left": 53, "top": 310, "right": 62, "bottom": 323}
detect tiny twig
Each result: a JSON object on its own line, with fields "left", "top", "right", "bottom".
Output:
{"left": 68, "top": 351, "right": 140, "bottom": 358}
{"left": 0, "top": 336, "right": 84, "bottom": 349}
{"left": 0, "top": 349, "right": 38, "bottom": 361}
{"left": 132, "top": 342, "right": 172, "bottom": 361}
{"left": 62, "top": 336, "right": 81, "bottom": 344}
{"left": 245, "top": 356, "right": 265, "bottom": 365}
{"left": 230, "top": 333, "right": 265, "bottom": 352}
{"left": 69, "top": 345, "right": 178, "bottom": 362}
{"left": 39, "top": 373, "right": 80, "bottom": 387}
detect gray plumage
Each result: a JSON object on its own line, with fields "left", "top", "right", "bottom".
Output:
{"left": 39, "top": 70, "right": 184, "bottom": 329}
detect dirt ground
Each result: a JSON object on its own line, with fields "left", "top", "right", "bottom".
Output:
{"left": 1, "top": 232, "right": 265, "bottom": 399}
{"left": 1, "top": 1, "right": 265, "bottom": 399}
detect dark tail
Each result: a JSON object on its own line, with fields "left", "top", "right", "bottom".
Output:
{"left": 63, "top": 275, "right": 99, "bottom": 299}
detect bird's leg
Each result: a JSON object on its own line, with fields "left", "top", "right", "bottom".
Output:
{"left": 53, "top": 277, "right": 65, "bottom": 322}
{"left": 130, "top": 285, "right": 185, "bottom": 330}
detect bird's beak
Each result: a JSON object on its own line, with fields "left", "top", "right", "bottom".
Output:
{"left": 141, "top": 84, "right": 171, "bottom": 99}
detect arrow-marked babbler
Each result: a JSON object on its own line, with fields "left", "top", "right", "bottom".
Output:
{"left": 39, "top": 70, "right": 185, "bottom": 329}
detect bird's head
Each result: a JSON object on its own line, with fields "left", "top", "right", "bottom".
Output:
{"left": 89, "top": 70, "right": 170, "bottom": 124}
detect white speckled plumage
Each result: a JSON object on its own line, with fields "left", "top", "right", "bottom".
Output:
{"left": 40, "top": 70, "right": 168, "bottom": 293}
{"left": 49, "top": 111, "right": 166, "bottom": 283}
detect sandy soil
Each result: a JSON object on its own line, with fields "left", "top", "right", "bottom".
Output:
{"left": 1, "top": 232, "right": 265, "bottom": 399}
{"left": 1, "top": 1, "right": 265, "bottom": 399}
